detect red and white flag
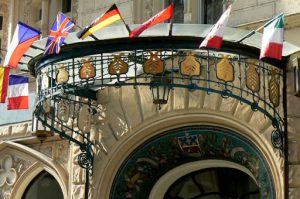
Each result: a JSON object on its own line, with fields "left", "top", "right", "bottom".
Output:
{"left": 130, "top": 3, "right": 173, "bottom": 38}
{"left": 199, "top": 5, "right": 232, "bottom": 50}
{"left": 7, "top": 75, "right": 29, "bottom": 110}
{"left": 260, "top": 15, "right": 284, "bottom": 60}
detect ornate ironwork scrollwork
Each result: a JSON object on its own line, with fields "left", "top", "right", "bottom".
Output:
{"left": 271, "top": 130, "right": 283, "bottom": 151}
{"left": 78, "top": 152, "right": 93, "bottom": 170}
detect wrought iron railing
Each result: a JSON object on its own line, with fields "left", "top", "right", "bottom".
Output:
{"left": 32, "top": 40, "right": 285, "bottom": 172}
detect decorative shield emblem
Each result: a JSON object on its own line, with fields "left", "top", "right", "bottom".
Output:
{"left": 108, "top": 53, "right": 129, "bottom": 75}
{"left": 246, "top": 60, "right": 260, "bottom": 93}
{"left": 143, "top": 51, "right": 164, "bottom": 74}
{"left": 41, "top": 69, "right": 49, "bottom": 89}
{"left": 180, "top": 53, "right": 201, "bottom": 76}
{"left": 78, "top": 105, "right": 91, "bottom": 133}
{"left": 216, "top": 56, "right": 234, "bottom": 82}
{"left": 177, "top": 134, "right": 200, "bottom": 153}
{"left": 56, "top": 64, "right": 69, "bottom": 84}
{"left": 269, "top": 69, "right": 280, "bottom": 107}
{"left": 57, "top": 100, "right": 69, "bottom": 122}
{"left": 79, "top": 58, "right": 96, "bottom": 79}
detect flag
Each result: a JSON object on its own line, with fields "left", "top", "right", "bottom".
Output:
{"left": 260, "top": 15, "right": 284, "bottom": 60}
{"left": 77, "top": 4, "right": 123, "bottom": 39}
{"left": 4, "top": 22, "right": 40, "bottom": 68}
{"left": 130, "top": 3, "right": 174, "bottom": 38}
{"left": 0, "top": 67, "right": 10, "bottom": 103}
{"left": 7, "top": 75, "right": 29, "bottom": 110}
{"left": 44, "top": 12, "right": 74, "bottom": 55}
{"left": 199, "top": 5, "right": 232, "bottom": 50}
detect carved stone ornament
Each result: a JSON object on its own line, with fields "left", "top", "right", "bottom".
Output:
{"left": 269, "top": 69, "right": 280, "bottom": 107}
{"left": 143, "top": 51, "right": 165, "bottom": 74}
{"left": 180, "top": 53, "right": 201, "bottom": 76}
{"left": 108, "top": 53, "right": 129, "bottom": 75}
{"left": 56, "top": 64, "right": 69, "bottom": 84}
{"left": 216, "top": 56, "right": 234, "bottom": 82}
{"left": 57, "top": 100, "right": 70, "bottom": 122}
{"left": 246, "top": 60, "right": 260, "bottom": 93}
{"left": 0, "top": 155, "right": 17, "bottom": 187}
{"left": 79, "top": 58, "right": 96, "bottom": 79}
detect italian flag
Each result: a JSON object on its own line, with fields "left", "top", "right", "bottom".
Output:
{"left": 199, "top": 5, "right": 232, "bottom": 50}
{"left": 260, "top": 15, "right": 284, "bottom": 60}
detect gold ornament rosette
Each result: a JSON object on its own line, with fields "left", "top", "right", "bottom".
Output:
{"left": 56, "top": 64, "right": 69, "bottom": 84}
{"left": 79, "top": 58, "right": 96, "bottom": 80}
{"left": 216, "top": 55, "right": 234, "bottom": 82}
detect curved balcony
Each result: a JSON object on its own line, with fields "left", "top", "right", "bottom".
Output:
{"left": 27, "top": 24, "right": 297, "bottom": 171}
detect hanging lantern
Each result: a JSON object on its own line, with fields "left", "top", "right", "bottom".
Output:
{"left": 150, "top": 76, "right": 171, "bottom": 105}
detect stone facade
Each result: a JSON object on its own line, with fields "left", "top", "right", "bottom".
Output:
{"left": 1, "top": 0, "right": 300, "bottom": 199}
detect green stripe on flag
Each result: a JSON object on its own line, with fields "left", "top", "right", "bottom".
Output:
{"left": 275, "top": 15, "right": 284, "bottom": 29}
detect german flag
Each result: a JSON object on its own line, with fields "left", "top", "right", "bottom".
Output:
{"left": 77, "top": 4, "right": 122, "bottom": 39}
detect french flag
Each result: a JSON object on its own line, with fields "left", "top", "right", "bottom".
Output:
{"left": 7, "top": 75, "right": 29, "bottom": 110}
{"left": 4, "top": 22, "right": 40, "bottom": 68}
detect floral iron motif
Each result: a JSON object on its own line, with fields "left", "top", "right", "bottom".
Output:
{"left": 269, "top": 69, "right": 280, "bottom": 107}
{"left": 246, "top": 60, "right": 260, "bottom": 93}
{"left": 143, "top": 51, "right": 164, "bottom": 74}
{"left": 216, "top": 56, "right": 234, "bottom": 82}
{"left": 180, "top": 53, "right": 201, "bottom": 76}
{"left": 108, "top": 53, "right": 129, "bottom": 75}
{"left": 56, "top": 64, "right": 69, "bottom": 84}
{"left": 79, "top": 58, "right": 96, "bottom": 79}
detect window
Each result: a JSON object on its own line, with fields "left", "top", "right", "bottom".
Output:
{"left": 0, "top": 16, "right": 3, "bottom": 30}
{"left": 22, "top": 171, "right": 64, "bottom": 199}
{"left": 38, "top": 9, "right": 42, "bottom": 21}
{"left": 165, "top": 0, "right": 184, "bottom": 23}
{"left": 202, "top": 0, "right": 223, "bottom": 24}
{"left": 62, "top": 0, "right": 72, "bottom": 13}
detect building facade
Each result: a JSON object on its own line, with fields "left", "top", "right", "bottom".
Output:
{"left": 0, "top": 0, "right": 300, "bottom": 199}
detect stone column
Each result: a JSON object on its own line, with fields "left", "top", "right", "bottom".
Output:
{"left": 41, "top": 0, "right": 50, "bottom": 37}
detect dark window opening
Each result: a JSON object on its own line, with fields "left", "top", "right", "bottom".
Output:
{"left": 62, "top": 0, "right": 72, "bottom": 13}
{"left": 38, "top": 9, "right": 42, "bottom": 21}
{"left": 166, "top": 0, "right": 184, "bottom": 23}
{"left": 0, "top": 16, "right": 3, "bottom": 30}
{"left": 22, "top": 171, "right": 64, "bottom": 199}
{"left": 164, "top": 168, "right": 260, "bottom": 199}
{"left": 204, "top": 0, "right": 223, "bottom": 24}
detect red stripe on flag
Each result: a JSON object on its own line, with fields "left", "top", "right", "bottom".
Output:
{"left": 8, "top": 36, "right": 39, "bottom": 68}
{"left": 95, "top": 9, "right": 121, "bottom": 25}
{"left": 130, "top": 3, "right": 173, "bottom": 38}
{"left": 260, "top": 42, "right": 283, "bottom": 60}
{"left": 7, "top": 96, "right": 29, "bottom": 110}
{"left": 0, "top": 67, "right": 10, "bottom": 103}
{"left": 202, "top": 36, "right": 223, "bottom": 50}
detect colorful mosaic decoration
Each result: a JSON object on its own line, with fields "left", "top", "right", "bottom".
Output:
{"left": 110, "top": 126, "right": 275, "bottom": 199}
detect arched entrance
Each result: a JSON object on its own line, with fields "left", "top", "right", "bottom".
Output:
{"left": 22, "top": 171, "right": 64, "bottom": 199}
{"left": 110, "top": 126, "right": 275, "bottom": 199}
{"left": 164, "top": 167, "right": 260, "bottom": 199}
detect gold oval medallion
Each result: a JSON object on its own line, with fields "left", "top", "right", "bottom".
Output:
{"left": 180, "top": 53, "right": 201, "bottom": 76}
{"left": 144, "top": 51, "right": 164, "bottom": 74}
{"left": 216, "top": 56, "right": 234, "bottom": 82}
{"left": 108, "top": 54, "right": 129, "bottom": 75}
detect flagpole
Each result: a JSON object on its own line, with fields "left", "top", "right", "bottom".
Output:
{"left": 168, "top": 1, "right": 174, "bottom": 36}
{"left": 236, "top": 13, "right": 283, "bottom": 43}
{"left": 75, "top": 24, "right": 99, "bottom": 41}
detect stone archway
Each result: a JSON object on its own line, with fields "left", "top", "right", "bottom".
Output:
{"left": 109, "top": 126, "right": 275, "bottom": 199}
{"left": 0, "top": 141, "right": 68, "bottom": 199}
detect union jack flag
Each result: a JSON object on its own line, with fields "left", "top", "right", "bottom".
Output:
{"left": 44, "top": 12, "right": 74, "bottom": 55}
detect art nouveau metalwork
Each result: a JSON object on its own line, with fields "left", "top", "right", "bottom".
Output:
{"left": 216, "top": 56, "right": 234, "bottom": 82}
{"left": 180, "top": 53, "right": 201, "bottom": 76}
{"left": 56, "top": 64, "right": 69, "bottom": 84}
{"left": 79, "top": 58, "right": 96, "bottom": 80}
{"left": 108, "top": 53, "right": 128, "bottom": 75}
{"left": 144, "top": 51, "right": 164, "bottom": 74}
{"left": 31, "top": 37, "right": 286, "bottom": 173}
{"left": 246, "top": 60, "right": 260, "bottom": 93}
